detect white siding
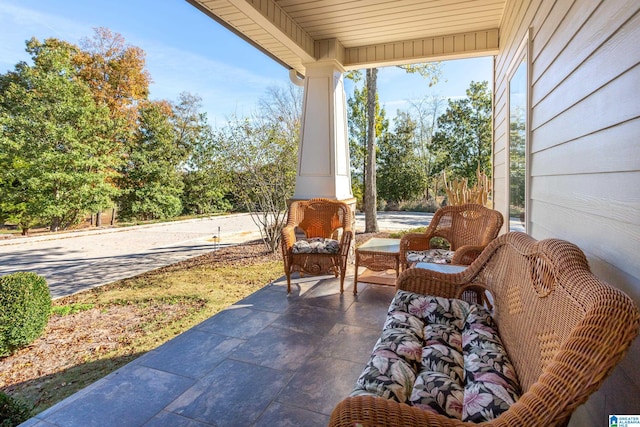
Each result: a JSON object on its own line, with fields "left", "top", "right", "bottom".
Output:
{"left": 494, "top": 1, "right": 640, "bottom": 423}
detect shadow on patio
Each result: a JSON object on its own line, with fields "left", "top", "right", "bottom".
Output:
{"left": 21, "top": 272, "right": 396, "bottom": 427}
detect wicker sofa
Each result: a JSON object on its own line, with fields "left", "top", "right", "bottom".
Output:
{"left": 330, "top": 232, "right": 639, "bottom": 427}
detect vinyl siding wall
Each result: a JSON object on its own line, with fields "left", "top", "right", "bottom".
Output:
{"left": 493, "top": 0, "right": 640, "bottom": 423}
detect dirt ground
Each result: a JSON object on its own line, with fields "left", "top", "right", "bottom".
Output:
{"left": 0, "top": 231, "right": 387, "bottom": 412}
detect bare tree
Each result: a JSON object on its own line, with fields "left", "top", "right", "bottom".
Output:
{"left": 408, "top": 95, "right": 446, "bottom": 201}
{"left": 259, "top": 84, "right": 303, "bottom": 137}
{"left": 217, "top": 84, "right": 302, "bottom": 252}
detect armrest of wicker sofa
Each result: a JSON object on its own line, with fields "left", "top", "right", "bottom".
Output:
{"left": 330, "top": 395, "right": 473, "bottom": 427}
{"left": 450, "top": 244, "right": 486, "bottom": 265}
{"left": 395, "top": 261, "right": 475, "bottom": 299}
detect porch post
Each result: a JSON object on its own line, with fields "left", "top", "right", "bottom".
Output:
{"left": 293, "top": 60, "right": 354, "bottom": 209}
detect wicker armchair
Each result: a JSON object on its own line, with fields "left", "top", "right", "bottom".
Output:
{"left": 281, "top": 198, "right": 353, "bottom": 294}
{"left": 399, "top": 203, "right": 503, "bottom": 270}
{"left": 330, "top": 232, "right": 640, "bottom": 427}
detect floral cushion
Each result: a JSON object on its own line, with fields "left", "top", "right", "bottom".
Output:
{"left": 291, "top": 237, "right": 340, "bottom": 254}
{"left": 350, "top": 311, "right": 424, "bottom": 403}
{"left": 407, "top": 249, "right": 455, "bottom": 264}
{"left": 351, "top": 290, "right": 521, "bottom": 423}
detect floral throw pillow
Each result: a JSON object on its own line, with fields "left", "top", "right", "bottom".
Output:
{"left": 291, "top": 237, "right": 340, "bottom": 254}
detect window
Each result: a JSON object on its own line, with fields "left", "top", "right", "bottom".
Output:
{"left": 508, "top": 31, "right": 530, "bottom": 232}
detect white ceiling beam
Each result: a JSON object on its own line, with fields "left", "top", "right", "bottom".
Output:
{"left": 227, "top": 0, "right": 316, "bottom": 63}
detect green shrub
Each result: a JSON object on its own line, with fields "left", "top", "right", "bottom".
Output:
{"left": 0, "top": 392, "right": 32, "bottom": 426}
{"left": 0, "top": 272, "right": 52, "bottom": 357}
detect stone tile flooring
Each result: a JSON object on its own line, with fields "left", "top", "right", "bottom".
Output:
{"left": 20, "top": 273, "right": 397, "bottom": 427}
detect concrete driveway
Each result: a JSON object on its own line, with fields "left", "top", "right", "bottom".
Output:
{"left": 0, "top": 211, "right": 433, "bottom": 299}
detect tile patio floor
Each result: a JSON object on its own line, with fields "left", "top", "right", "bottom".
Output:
{"left": 20, "top": 272, "right": 397, "bottom": 427}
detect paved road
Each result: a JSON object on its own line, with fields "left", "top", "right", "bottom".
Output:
{"left": 0, "top": 211, "right": 433, "bottom": 299}
{"left": 0, "top": 214, "right": 264, "bottom": 298}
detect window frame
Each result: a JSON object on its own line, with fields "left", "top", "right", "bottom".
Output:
{"left": 506, "top": 29, "right": 531, "bottom": 233}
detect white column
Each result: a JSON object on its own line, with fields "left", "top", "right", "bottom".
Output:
{"left": 293, "top": 61, "right": 353, "bottom": 202}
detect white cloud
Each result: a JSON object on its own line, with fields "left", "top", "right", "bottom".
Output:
{"left": 143, "top": 42, "right": 282, "bottom": 103}
{"left": 0, "top": 2, "right": 89, "bottom": 69}
{"left": 0, "top": 0, "right": 287, "bottom": 124}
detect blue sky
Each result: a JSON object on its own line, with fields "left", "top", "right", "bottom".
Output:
{"left": 0, "top": 0, "right": 492, "bottom": 126}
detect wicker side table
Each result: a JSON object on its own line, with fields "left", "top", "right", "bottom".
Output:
{"left": 354, "top": 237, "right": 400, "bottom": 294}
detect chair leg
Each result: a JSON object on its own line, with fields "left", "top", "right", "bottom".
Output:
{"left": 353, "top": 267, "right": 358, "bottom": 295}
{"left": 285, "top": 271, "right": 291, "bottom": 294}
{"left": 337, "top": 256, "right": 347, "bottom": 294}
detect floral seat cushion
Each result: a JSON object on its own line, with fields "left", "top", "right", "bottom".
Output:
{"left": 291, "top": 237, "right": 340, "bottom": 254}
{"left": 351, "top": 290, "right": 521, "bottom": 423}
{"left": 406, "top": 249, "right": 455, "bottom": 264}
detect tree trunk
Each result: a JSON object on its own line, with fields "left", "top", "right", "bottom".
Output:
{"left": 365, "top": 68, "right": 378, "bottom": 233}
{"left": 95, "top": 211, "right": 102, "bottom": 227}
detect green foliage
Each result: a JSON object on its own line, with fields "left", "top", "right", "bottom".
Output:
{"left": 181, "top": 170, "right": 232, "bottom": 215}
{"left": 0, "top": 272, "right": 52, "bottom": 357}
{"left": 395, "top": 199, "right": 441, "bottom": 213}
{"left": 0, "top": 392, "right": 32, "bottom": 427}
{"left": 347, "top": 84, "right": 367, "bottom": 191}
{"left": 377, "top": 111, "right": 427, "bottom": 204}
{"left": 388, "top": 226, "right": 427, "bottom": 239}
{"left": 351, "top": 176, "right": 365, "bottom": 211}
{"left": 117, "top": 101, "right": 184, "bottom": 220}
{"left": 0, "top": 37, "right": 120, "bottom": 233}
{"left": 432, "top": 81, "right": 492, "bottom": 184}
{"left": 509, "top": 104, "right": 527, "bottom": 216}
{"left": 176, "top": 93, "right": 233, "bottom": 215}
{"left": 347, "top": 64, "right": 441, "bottom": 218}
{"left": 171, "top": 92, "right": 208, "bottom": 168}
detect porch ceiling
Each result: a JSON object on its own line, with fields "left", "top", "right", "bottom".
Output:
{"left": 187, "top": 0, "right": 505, "bottom": 76}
